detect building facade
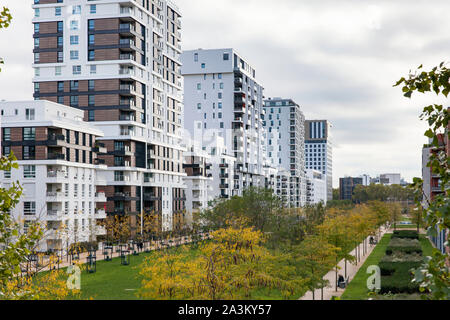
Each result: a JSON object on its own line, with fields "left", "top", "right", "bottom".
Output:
{"left": 181, "top": 48, "right": 267, "bottom": 197}
{"left": 0, "top": 100, "right": 107, "bottom": 252}
{"left": 339, "top": 177, "right": 363, "bottom": 201}
{"left": 306, "top": 169, "right": 327, "bottom": 205}
{"left": 305, "top": 120, "right": 333, "bottom": 201}
{"left": 263, "top": 97, "right": 306, "bottom": 207}
{"left": 31, "top": 0, "right": 186, "bottom": 232}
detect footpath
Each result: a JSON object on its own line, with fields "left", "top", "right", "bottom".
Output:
{"left": 299, "top": 225, "right": 389, "bottom": 300}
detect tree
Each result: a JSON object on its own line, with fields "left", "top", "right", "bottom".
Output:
{"left": 0, "top": 6, "right": 12, "bottom": 72}
{"left": 395, "top": 63, "right": 450, "bottom": 300}
{"left": 293, "top": 235, "right": 339, "bottom": 300}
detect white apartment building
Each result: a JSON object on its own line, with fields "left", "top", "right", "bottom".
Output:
{"left": 306, "top": 169, "right": 327, "bottom": 205}
{"left": 360, "top": 174, "right": 372, "bottom": 186}
{"left": 0, "top": 101, "right": 107, "bottom": 253}
{"left": 305, "top": 120, "right": 333, "bottom": 201}
{"left": 263, "top": 98, "right": 307, "bottom": 207}
{"left": 181, "top": 48, "right": 267, "bottom": 197}
{"left": 32, "top": 0, "right": 186, "bottom": 232}
{"left": 182, "top": 140, "right": 213, "bottom": 220}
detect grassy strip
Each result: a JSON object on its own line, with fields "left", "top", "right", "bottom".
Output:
{"left": 340, "top": 233, "right": 392, "bottom": 300}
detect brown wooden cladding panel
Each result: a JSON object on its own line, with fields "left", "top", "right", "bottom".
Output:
{"left": 94, "top": 33, "right": 119, "bottom": 46}
{"left": 38, "top": 51, "right": 58, "bottom": 64}
{"left": 95, "top": 79, "right": 120, "bottom": 91}
{"left": 35, "top": 145, "right": 47, "bottom": 160}
{"left": 35, "top": 127, "right": 48, "bottom": 140}
{"left": 94, "top": 48, "right": 119, "bottom": 61}
{"left": 39, "top": 37, "right": 58, "bottom": 49}
{"left": 93, "top": 18, "right": 119, "bottom": 31}
{"left": 10, "top": 128, "right": 22, "bottom": 141}
{"left": 39, "top": 22, "right": 58, "bottom": 34}
{"left": 40, "top": 82, "right": 58, "bottom": 94}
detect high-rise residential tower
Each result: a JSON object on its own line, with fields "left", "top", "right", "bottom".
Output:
{"left": 181, "top": 48, "right": 267, "bottom": 197}
{"left": 305, "top": 120, "right": 333, "bottom": 201}
{"left": 263, "top": 97, "right": 306, "bottom": 207}
{"left": 32, "top": 0, "right": 186, "bottom": 232}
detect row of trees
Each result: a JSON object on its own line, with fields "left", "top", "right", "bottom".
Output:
{"left": 352, "top": 184, "right": 415, "bottom": 203}
{"left": 138, "top": 186, "right": 400, "bottom": 300}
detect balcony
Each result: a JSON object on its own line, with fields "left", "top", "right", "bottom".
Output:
{"left": 95, "top": 159, "right": 106, "bottom": 165}
{"left": 143, "top": 193, "right": 160, "bottom": 201}
{"left": 119, "top": 53, "right": 135, "bottom": 61}
{"left": 47, "top": 133, "right": 65, "bottom": 146}
{"left": 219, "top": 163, "right": 229, "bottom": 168}
{"left": 219, "top": 184, "right": 229, "bottom": 189}
{"left": 47, "top": 171, "right": 67, "bottom": 179}
{"left": 47, "top": 210, "right": 64, "bottom": 220}
{"left": 219, "top": 173, "right": 229, "bottom": 179}
{"left": 92, "top": 143, "right": 107, "bottom": 154}
{"left": 46, "top": 192, "right": 65, "bottom": 202}
{"left": 48, "top": 153, "right": 65, "bottom": 161}
{"left": 95, "top": 192, "right": 107, "bottom": 202}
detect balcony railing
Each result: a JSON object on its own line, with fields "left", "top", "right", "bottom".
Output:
{"left": 48, "top": 153, "right": 65, "bottom": 160}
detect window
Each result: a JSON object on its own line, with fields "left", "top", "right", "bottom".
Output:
{"left": 88, "top": 50, "right": 95, "bottom": 61}
{"left": 2, "top": 128, "right": 11, "bottom": 141}
{"left": 57, "top": 51, "right": 63, "bottom": 62}
{"left": 197, "top": 103, "right": 201, "bottom": 110}
{"left": 201, "top": 63, "right": 205, "bottom": 68}
{"left": 196, "top": 83, "right": 201, "bottom": 90}
{"left": 72, "top": 65, "right": 81, "bottom": 75}
{"left": 88, "top": 110, "right": 95, "bottom": 121}
{"left": 24, "top": 165, "right": 36, "bottom": 178}
{"left": 88, "top": 95, "right": 95, "bottom": 106}
{"left": 34, "top": 53, "right": 40, "bottom": 63}
{"left": 23, "top": 146, "right": 35, "bottom": 160}
{"left": 70, "top": 35, "right": 79, "bottom": 45}
{"left": 24, "top": 202, "right": 36, "bottom": 215}
{"left": 70, "top": 50, "right": 79, "bottom": 60}
{"left": 35, "top": 68, "right": 40, "bottom": 77}
{"left": 70, "top": 80, "right": 78, "bottom": 91}
{"left": 218, "top": 73, "right": 222, "bottom": 79}
{"left": 223, "top": 53, "right": 229, "bottom": 61}
{"left": 70, "top": 96, "right": 79, "bottom": 107}
{"left": 90, "top": 65, "right": 97, "bottom": 74}
{"left": 90, "top": 4, "right": 97, "bottom": 14}
{"left": 34, "top": 83, "right": 40, "bottom": 93}
{"left": 218, "top": 92, "right": 222, "bottom": 99}
{"left": 57, "top": 21, "right": 63, "bottom": 32}
{"left": 34, "top": 38, "right": 40, "bottom": 49}
{"left": 57, "top": 96, "right": 64, "bottom": 104}
{"left": 3, "top": 146, "right": 10, "bottom": 156}
{"left": 58, "top": 81, "right": 64, "bottom": 92}
{"left": 218, "top": 102, "right": 222, "bottom": 109}
{"left": 88, "top": 80, "right": 95, "bottom": 90}
{"left": 88, "top": 20, "right": 95, "bottom": 30}
{"left": 220, "top": 83, "right": 224, "bottom": 89}
{"left": 57, "top": 36, "right": 63, "bottom": 47}
{"left": 34, "top": 23, "right": 39, "bottom": 33}
{"left": 55, "top": 66, "right": 61, "bottom": 76}
{"left": 23, "top": 128, "right": 36, "bottom": 141}
{"left": 194, "top": 53, "right": 198, "bottom": 62}
{"left": 72, "top": 5, "right": 81, "bottom": 14}
{"left": 26, "top": 109, "right": 35, "bottom": 120}
{"left": 220, "top": 122, "right": 224, "bottom": 128}
{"left": 88, "top": 34, "right": 95, "bottom": 45}
{"left": 55, "top": 7, "right": 61, "bottom": 16}
{"left": 70, "top": 20, "right": 79, "bottom": 30}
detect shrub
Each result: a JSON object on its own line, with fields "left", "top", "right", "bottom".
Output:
{"left": 385, "top": 238, "right": 422, "bottom": 255}
{"left": 392, "top": 230, "right": 419, "bottom": 240}
{"left": 380, "top": 252, "right": 423, "bottom": 263}
{"left": 379, "top": 261, "right": 422, "bottom": 294}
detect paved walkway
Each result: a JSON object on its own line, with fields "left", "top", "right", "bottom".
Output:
{"left": 300, "top": 225, "right": 389, "bottom": 300}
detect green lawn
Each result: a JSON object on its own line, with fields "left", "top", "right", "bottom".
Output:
{"left": 340, "top": 233, "right": 392, "bottom": 300}
{"left": 341, "top": 234, "right": 434, "bottom": 300}
{"left": 73, "top": 245, "right": 303, "bottom": 300}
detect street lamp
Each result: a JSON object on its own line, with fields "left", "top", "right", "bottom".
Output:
{"left": 86, "top": 250, "right": 97, "bottom": 273}
{"left": 103, "top": 245, "right": 113, "bottom": 262}
{"left": 120, "top": 247, "right": 130, "bottom": 266}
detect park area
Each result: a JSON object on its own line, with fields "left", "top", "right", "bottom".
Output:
{"left": 341, "top": 229, "right": 434, "bottom": 300}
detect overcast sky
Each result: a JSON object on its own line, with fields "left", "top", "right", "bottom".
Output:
{"left": 1, "top": 0, "right": 449, "bottom": 187}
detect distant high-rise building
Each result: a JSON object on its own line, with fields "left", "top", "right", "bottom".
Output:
{"left": 305, "top": 120, "right": 333, "bottom": 201}
{"left": 360, "top": 174, "right": 371, "bottom": 186}
{"left": 339, "top": 177, "right": 363, "bottom": 200}
{"left": 306, "top": 169, "right": 327, "bottom": 205}
{"left": 31, "top": 0, "right": 185, "bottom": 232}
{"left": 181, "top": 48, "right": 267, "bottom": 197}
{"left": 263, "top": 97, "right": 306, "bottom": 207}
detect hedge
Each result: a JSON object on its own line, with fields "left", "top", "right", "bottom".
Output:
{"left": 379, "top": 261, "right": 422, "bottom": 294}
{"left": 391, "top": 230, "right": 419, "bottom": 240}
{"left": 385, "top": 238, "right": 422, "bottom": 255}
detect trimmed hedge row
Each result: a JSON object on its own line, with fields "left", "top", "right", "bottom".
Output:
{"left": 379, "top": 261, "right": 421, "bottom": 294}
{"left": 385, "top": 238, "right": 422, "bottom": 256}
{"left": 391, "top": 230, "right": 419, "bottom": 240}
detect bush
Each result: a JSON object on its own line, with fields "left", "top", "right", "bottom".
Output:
{"left": 380, "top": 252, "right": 423, "bottom": 263}
{"left": 385, "top": 238, "right": 422, "bottom": 255}
{"left": 392, "top": 230, "right": 419, "bottom": 240}
{"left": 379, "top": 261, "right": 422, "bottom": 294}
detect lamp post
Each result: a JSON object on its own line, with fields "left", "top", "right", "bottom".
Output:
{"left": 120, "top": 246, "right": 130, "bottom": 266}
{"left": 86, "top": 250, "right": 97, "bottom": 273}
